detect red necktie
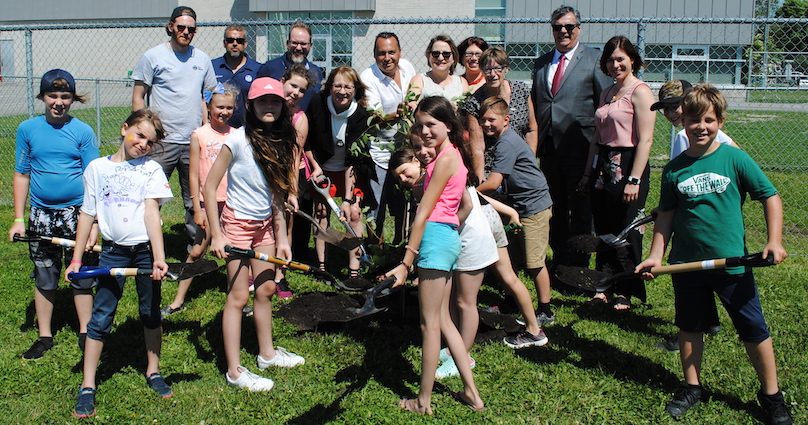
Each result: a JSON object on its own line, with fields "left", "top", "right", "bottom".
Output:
{"left": 551, "top": 54, "right": 566, "bottom": 96}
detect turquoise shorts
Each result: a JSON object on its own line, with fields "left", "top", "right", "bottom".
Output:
{"left": 417, "top": 221, "right": 460, "bottom": 272}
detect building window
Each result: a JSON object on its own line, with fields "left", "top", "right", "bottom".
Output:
{"left": 643, "top": 44, "right": 743, "bottom": 85}
{"left": 265, "top": 12, "right": 353, "bottom": 73}
{"left": 475, "top": 0, "right": 505, "bottom": 43}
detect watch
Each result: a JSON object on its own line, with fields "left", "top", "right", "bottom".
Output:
{"left": 626, "top": 176, "right": 641, "bottom": 185}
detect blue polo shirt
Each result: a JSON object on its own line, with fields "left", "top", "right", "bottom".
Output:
{"left": 211, "top": 55, "right": 261, "bottom": 128}
{"left": 257, "top": 53, "right": 323, "bottom": 111}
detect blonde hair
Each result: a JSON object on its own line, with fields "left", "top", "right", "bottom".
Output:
{"left": 681, "top": 84, "right": 727, "bottom": 123}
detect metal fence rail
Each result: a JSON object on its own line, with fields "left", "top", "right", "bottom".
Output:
{"left": 1, "top": 17, "right": 806, "bottom": 252}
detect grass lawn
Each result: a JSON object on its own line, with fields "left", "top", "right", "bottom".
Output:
{"left": 0, "top": 196, "right": 805, "bottom": 423}
{"left": 746, "top": 89, "right": 808, "bottom": 104}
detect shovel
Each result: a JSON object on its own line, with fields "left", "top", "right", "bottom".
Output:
{"left": 67, "top": 258, "right": 220, "bottom": 282}
{"left": 554, "top": 252, "right": 776, "bottom": 293}
{"left": 310, "top": 176, "right": 372, "bottom": 266}
{"left": 14, "top": 233, "right": 102, "bottom": 253}
{"left": 288, "top": 204, "right": 363, "bottom": 251}
{"left": 348, "top": 276, "right": 397, "bottom": 319}
{"left": 567, "top": 211, "right": 657, "bottom": 254}
{"left": 224, "top": 245, "right": 361, "bottom": 292}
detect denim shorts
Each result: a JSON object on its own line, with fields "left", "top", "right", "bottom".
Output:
{"left": 673, "top": 270, "right": 770, "bottom": 343}
{"left": 417, "top": 221, "right": 460, "bottom": 272}
{"left": 86, "top": 241, "right": 162, "bottom": 341}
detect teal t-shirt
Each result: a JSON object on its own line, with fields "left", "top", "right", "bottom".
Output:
{"left": 659, "top": 144, "right": 777, "bottom": 274}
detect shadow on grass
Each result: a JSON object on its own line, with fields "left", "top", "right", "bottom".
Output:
{"left": 286, "top": 289, "right": 426, "bottom": 424}
{"left": 572, "top": 300, "right": 673, "bottom": 339}
{"left": 74, "top": 318, "right": 202, "bottom": 387}
{"left": 19, "top": 287, "right": 81, "bottom": 334}
{"left": 514, "top": 323, "right": 761, "bottom": 418}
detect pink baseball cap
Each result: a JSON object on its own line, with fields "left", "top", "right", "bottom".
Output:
{"left": 247, "top": 77, "right": 284, "bottom": 100}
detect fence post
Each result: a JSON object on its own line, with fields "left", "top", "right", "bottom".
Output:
{"left": 25, "top": 28, "right": 34, "bottom": 118}
{"left": 636, "top": 20, "right": 646, "bottom": 79}
{"left": 95, "top": 79, "right": 101, "bottom": 144}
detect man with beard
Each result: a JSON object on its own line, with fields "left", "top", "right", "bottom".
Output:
{"left": 211, "top": 25, "right": 261, "bottom": 127}
{"left": 132, "top": 5, "right": 217, "bottom": 241}
{"left": 257, "top": 21, "right": 323, "bottom": 111}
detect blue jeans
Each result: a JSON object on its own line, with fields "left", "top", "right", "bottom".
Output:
{"left": 86, "top": 242, "right": 162, "bottom": 341}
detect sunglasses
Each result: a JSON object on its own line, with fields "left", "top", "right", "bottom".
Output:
{"left": 551, "top": 23, "right": 579, "bottom": 33}
{"left": 176, "top": 24, "right": 197, "bottom": 34}
{"left": 430, "top": 51, "right": 453, "bottom": 60}
{"left": 225, "top": 37, "right": 246, "bottom": 44}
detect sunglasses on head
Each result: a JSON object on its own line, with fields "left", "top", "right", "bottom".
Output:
{"left": 225, "top": 37, "right": 246, "bottom": 44}
{"left": 430, "top": 51, "right": 452, "bottom": 59}
{"left": 551, "top": 23, "right": 578, "bottom": 33}
{"left": 176, "top": 24, "right": 196, "bottom": 34}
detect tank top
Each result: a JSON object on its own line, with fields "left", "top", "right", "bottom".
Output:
{"left": 594, "top": 79, "right": 647, "bottom": 148}
{"left": 424, "top": 143, "right": 468, "bottom": 225}
{"left": 194, "top": 123, "right": 231, "bottom": 202}
{"left": 421, "top": 74, "right": 465, "bottom": 105}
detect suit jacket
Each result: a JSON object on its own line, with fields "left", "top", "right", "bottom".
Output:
{"left": 257, "top": 54, "right": 323, "bottom": 111}
{"left": 532, "top": 44, "right": 612, "bottom": 162}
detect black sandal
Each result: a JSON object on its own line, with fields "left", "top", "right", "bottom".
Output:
{"left": 612, "top": 295, "right": 631, "bottom": 311}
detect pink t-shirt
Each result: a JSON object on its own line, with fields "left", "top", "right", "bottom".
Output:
{"left": 424, "top": 143, "right": 467, "bottom": 225}
{"left": 594, "top": 80, "right": 647, "bottom": 148}
{"left": 193, "top": 123, "right": 231, "bottom": 203}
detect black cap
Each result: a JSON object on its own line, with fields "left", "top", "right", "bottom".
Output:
{"left": 170, "top": 6, "right": 196, "bottom": 22}
{"left": 39, "top": 69, "right": 76, "bottom": 97}
{"left": 650, "top": 80, "right": 693, "bottom": 111}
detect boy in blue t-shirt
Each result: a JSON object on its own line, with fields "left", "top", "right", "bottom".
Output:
{"left": 9, "top": 69, "right": 99, "bottom": 360}
{"left": 476, "top": 96, "right": 555, "bottom": 329}
{"left": 636, "top": 85, "right": 791, "bottom": 425}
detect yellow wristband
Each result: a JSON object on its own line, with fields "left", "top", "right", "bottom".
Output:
{"left": 13, "top": 218, "right": 24, "bottom": 223}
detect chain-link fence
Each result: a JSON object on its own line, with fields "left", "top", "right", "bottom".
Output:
{"left": 1, "top": 17, "right": 807, "bottom": 252}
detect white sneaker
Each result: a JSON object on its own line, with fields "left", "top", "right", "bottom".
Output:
{"left": 226, "top": 366, "right": 274, "bottom": 392}
{"left": 256, "top": 347, "right": 305, "bottom": 369}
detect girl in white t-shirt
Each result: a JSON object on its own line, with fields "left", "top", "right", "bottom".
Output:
{"left": 205, "top": 77, "right": 303, "bottom": 392}
{"left": 66, "top": 109, "right": 174, "bottom": 418}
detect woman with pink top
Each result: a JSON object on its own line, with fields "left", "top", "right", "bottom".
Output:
{"left": 581, "top": 35, "right": 656, "bottom": 310}
{"left": 384, "top": 96, "right": 483, "bottom": 415}
{"left": 162, "top": 83, "right": 238, "bottom": 316}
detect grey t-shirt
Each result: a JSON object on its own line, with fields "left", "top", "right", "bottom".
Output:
{"left": 132, "top": 43, "right": 217, "bottom": 144}
{"left": 490, "top": 128, "right": 552, "bottom": 217}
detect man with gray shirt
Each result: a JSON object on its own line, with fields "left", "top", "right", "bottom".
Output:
{"left": 532, "top": 5, "right": 611, "bottom": 268}
{"left": 131, "top": 6, "right": 217, "bottom": 240}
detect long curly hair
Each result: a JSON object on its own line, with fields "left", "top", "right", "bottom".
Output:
{"left": 245, "top": 96, "right": 298, "bottom": 196}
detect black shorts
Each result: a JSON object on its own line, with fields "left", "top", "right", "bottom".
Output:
{"left": 673, "top": 270, "right": 770, "bottom": 343}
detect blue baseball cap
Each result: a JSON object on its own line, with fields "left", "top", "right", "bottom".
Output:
{"left": 39, "top": 69, "right": 76, "bottom": 96}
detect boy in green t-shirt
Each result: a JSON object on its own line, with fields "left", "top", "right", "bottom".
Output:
{"left": 635, "top": 85, "right": 791, "bottom": 425}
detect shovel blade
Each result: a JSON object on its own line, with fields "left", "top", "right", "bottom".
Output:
{"left": 598, "top": 233, "right": 626, "bottom": 248}
{"left": 554, "top": 265, "right": 613, "bottom": 292}
{"left": 315, "top": 228, "right": 363, "bottom": 250}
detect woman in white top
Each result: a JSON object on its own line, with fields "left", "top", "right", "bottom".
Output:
{"left": 408, "top": 35, "right": 468, "bottom": 109}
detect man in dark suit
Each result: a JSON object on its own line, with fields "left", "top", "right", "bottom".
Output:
{"left": 257, "top": 20, "right": 323, "bottom": 111}
{"left": 532, "top": 5, "right": 611, "bottom": 268}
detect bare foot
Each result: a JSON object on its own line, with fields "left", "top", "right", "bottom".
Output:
{"left": 453, "top": 391, "right": 485, "bottom": 412}
{"left": 399, "top": 398, "right": 433, "bottom": 415}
